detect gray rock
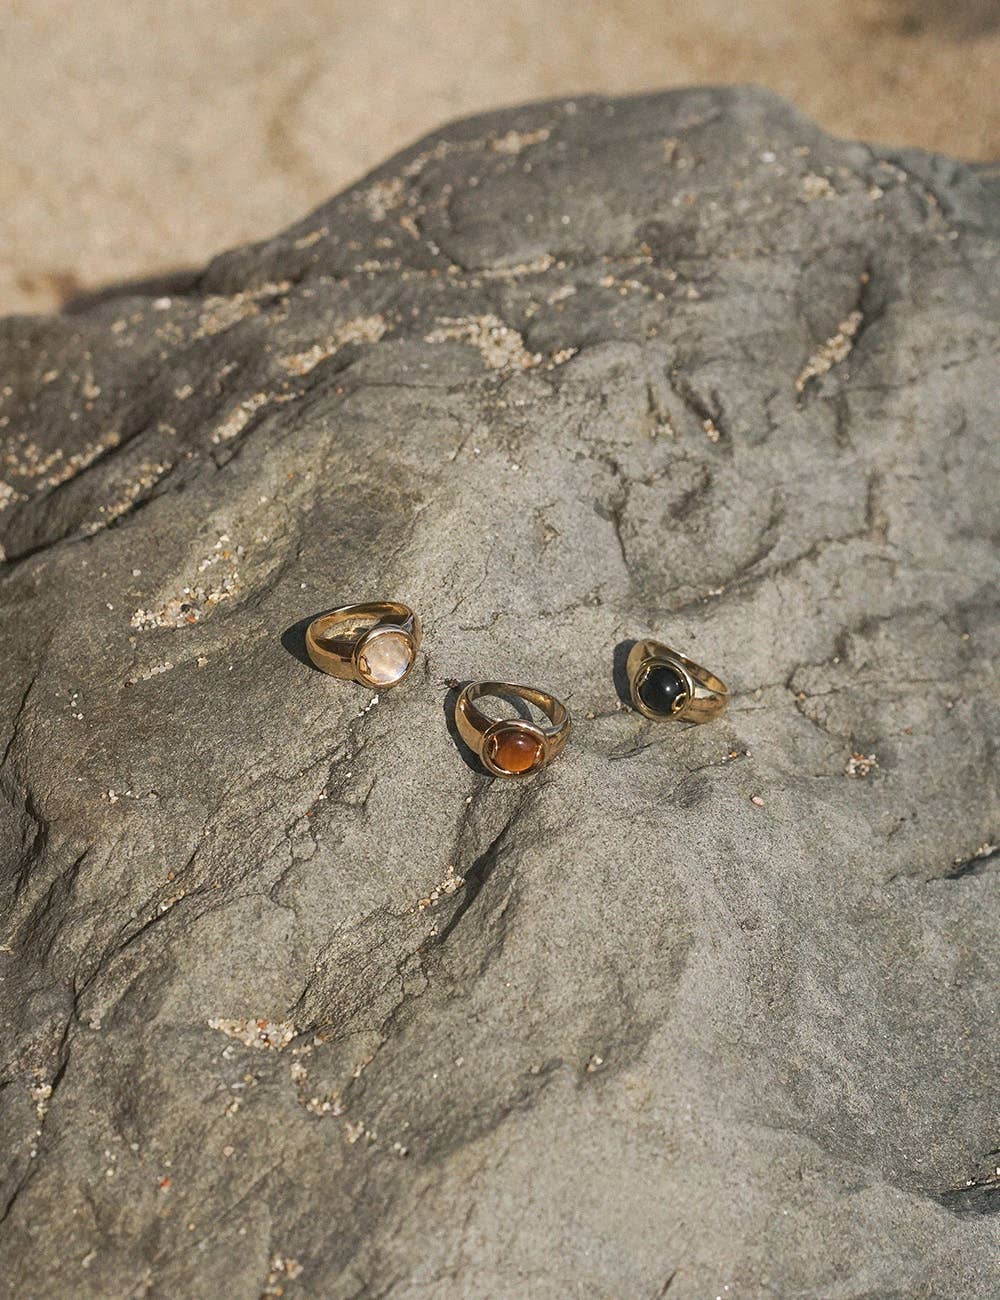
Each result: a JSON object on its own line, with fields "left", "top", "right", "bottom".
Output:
{"left": 1, "top": 87, "right": 998, "bottom": 1298}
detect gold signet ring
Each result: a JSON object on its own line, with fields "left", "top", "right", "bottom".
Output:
{"left": 455, "top": 681, "right": 571, "bottom": 777}
{"left": 627, "top": 640, "right": 728, "bottom": 723}
{"left": 305, "top": 602, "right": 421, "bottom": 689}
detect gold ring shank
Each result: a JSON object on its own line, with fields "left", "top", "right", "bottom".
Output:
{"left": 306, "top": 601, "right": 421, "bottom": 688}
{"left": 456, "top": 681, "right": 571, "bottom": 777}
{"left": 627, "top": 639, "right": 728, "bottom": 723}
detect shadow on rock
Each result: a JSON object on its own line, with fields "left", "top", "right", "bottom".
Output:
{"left": 280, "top": 608, "right": 343, "bottom": 672}
{"left": 612, "top": 638, "right": 638, "bottom": 710}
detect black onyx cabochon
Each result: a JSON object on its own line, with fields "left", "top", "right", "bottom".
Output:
{"left": 638, "top": 664, "right": 687, "bottom": 715}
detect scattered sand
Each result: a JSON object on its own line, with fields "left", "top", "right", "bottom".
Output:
{"left": 845, "top": 751, "right": 879, "bottom": 777}
{"left": 207, "top": 1018, "right": 297, "bottom": 1051}
{"left": 425, "top": 315, "right": 541, "bottom": 372}
{"left": 796, "top": 310, "right": 865, "bottom": 393}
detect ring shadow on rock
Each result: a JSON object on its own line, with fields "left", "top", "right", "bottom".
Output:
{"left": 443, "top": 680, "right": 536, "bottom": 776}
{"left": 612, "top": 639, "right": 638, "bottom": 710}
{"left": 281, "top": 608, "right": 341, "bottom": 672}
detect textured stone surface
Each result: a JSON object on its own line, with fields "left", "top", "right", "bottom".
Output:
{"left": 0, "top": 88, "right": 998, "bottom": 1297}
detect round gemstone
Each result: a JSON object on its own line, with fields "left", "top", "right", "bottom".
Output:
{"left": 488, "top": 728, "right": 543, "bottom": 775}
{"left": 357, "top": 630, "right": 413, "bottom": 686}
{"left": 638, "top": 664, "right": 687, "bottom": 716}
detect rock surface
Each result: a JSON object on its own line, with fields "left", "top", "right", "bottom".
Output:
{"left": 1, "top": 88, "right": 998, "bottom": 1298}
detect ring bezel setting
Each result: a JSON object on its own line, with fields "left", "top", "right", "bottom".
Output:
{"left": 631, "top": 658, "right": 694, "bottom": 720}
{"left": 353, "top": 625, "right": 417, "bottom": 688}
{"left": 481, "top": 720, "right": 547, "bottom": 778}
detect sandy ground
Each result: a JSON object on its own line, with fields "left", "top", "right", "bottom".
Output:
{"left": 1, "top": 0, "right": 998, "bottom": 315}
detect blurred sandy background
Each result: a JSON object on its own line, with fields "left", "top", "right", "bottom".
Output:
{"left": 2, "top": 0, "right": 998, "bottom": 315}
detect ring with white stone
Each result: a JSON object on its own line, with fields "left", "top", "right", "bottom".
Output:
{"left": 305, "top": 602, "right": 421, "bottom": 689}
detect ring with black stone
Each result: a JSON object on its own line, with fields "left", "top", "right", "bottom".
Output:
{"left": 626, "top": 639, "right": 728, "bottom": 723}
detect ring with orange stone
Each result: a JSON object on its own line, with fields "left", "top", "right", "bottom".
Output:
{"left": 455, "top": 681, "right": 571, "bottom": 778}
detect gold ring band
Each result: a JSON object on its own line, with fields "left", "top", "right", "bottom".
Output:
{"left": 455, "top": 681, "right": 571, "bottom": 777}
{"left": 627, "top": 639, "right": 728, "bottom": 723}
{"left": 305, "top": 601, "right": 421, "bottom": 688}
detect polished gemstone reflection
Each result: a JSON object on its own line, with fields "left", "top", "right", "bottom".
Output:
{"left": 638, "top": 664, "right": 687, "bottom": 715}
{"left": 357, "top": 630, "right": 412, "bottom": 686}
{"left": 488, "top": 727, "right": 543, "bottom": 774}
